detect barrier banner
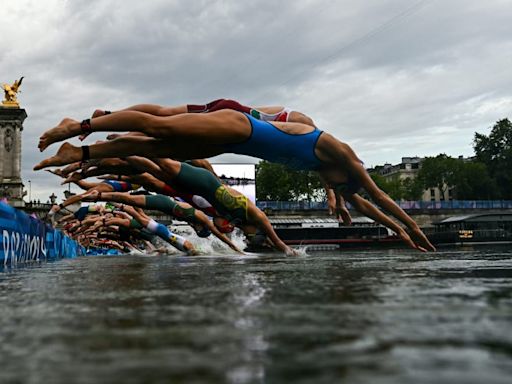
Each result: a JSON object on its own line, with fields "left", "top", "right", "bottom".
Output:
{"left": 0, "top": 202, "right": 85, "bottom": 267}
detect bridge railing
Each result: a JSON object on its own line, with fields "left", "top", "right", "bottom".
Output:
{"left": 256, "top": 200, "right": 512, "bottom": 211}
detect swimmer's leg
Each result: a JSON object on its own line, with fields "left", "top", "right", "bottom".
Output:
{"left": 38, "top": 109, "right": 250, "bottom": 152}
{"left": 146, "top": 219, "right": 196, "bottom": 254}
{"left": 34, "top": 137, "right": 174, "bottom": 170}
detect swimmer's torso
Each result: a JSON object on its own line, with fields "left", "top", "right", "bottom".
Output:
{"left": 223, "top": 113, "right": 324, "bottom": 170}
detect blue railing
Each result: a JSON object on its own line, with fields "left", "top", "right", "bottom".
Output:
{"left": 256, "top": 200, "right": 512, "bottom": 211}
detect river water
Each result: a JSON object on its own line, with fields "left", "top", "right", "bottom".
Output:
{"left": 1, "top": 246, "right": 512, "bottom": 384}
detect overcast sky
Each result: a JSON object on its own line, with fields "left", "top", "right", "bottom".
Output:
{"left": 1, "top": 0, "right": 511, "bottom": 202}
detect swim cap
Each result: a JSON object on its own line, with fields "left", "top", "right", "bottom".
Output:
{"left": 214, "top": 217, "right": 235, "bottom": 233}
{"left": 195, "top": 225, "right": 212, "bottom": 238}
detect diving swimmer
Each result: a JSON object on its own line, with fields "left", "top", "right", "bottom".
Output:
{"left": 35, "top": 108, "right": 435, "bottom": 252}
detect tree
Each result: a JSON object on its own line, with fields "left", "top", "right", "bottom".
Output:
{"left": 255, "top": 161, "right": 325, "bottom": 201}
{"left": 416, "top": 154, "right": 458, "bottom": 199}
{"left": 417, "top": 154, "right": 500, "bottom": 200}
{"left": 370, "top": 173, "right": 402, "bottom": 200}
{"left": 401, "top": 177, "right": 424, "bottom": 201}
{"left": 370, "top": 173, "right": 423, "bottom": 201}
{"left": 452, "top": 161, "right": 499, "bottom": 200}
{"left": 474, "top": 118, "right": 512, "bottom": 199}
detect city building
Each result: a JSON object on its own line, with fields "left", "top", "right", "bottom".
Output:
{"left": 369, "top": 156, "right": 472, "bottom": 202}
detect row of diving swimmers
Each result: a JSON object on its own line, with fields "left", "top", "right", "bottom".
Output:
{"left": 57, "top": 201, "right": 195, "bottom": 254}
{"left": 37, "top": 98, "right": 436, "bottom": 253}
{"left": 47, "top": 156, "right": 292, "bottom": 255}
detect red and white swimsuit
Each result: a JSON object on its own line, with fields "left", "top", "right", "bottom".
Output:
{"left": 187, "top": 98, "right": 292, "bottom": 122}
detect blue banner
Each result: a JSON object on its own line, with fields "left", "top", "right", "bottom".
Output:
{"left": 0, "top": 202, "right": 86, "bottom": 267}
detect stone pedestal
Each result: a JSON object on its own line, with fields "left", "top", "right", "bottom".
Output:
{"left": 0, "top": 107, "right": 27, "bottom": 207}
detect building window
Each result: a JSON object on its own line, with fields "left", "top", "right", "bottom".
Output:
{"left": 430, "top": 189, "right": 435, "bottom": 201}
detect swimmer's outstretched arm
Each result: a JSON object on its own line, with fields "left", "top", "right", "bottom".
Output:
{"left": 344, "top": 193, "right": 424, "bottom": 251}
{"left": 193, "top": 209, "right": 244, "bottom": 254}
{"left": 346, "top": 158, "right": 435, "bottom": 252}
{"left": 84, "top": 194, "right": 241, "bottom": 251}
{"left": 121, "top": 205, "right": 196, "bottom": 254}
{"left": 319, "top": 138, "right": 435, "bottom": 252}
{"left": 250, "top": 208, "right": 296, "bottom": 256}
{"left": 318, "top": 174, "right": 352, "bottom": 225}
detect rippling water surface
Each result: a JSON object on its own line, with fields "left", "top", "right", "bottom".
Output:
{"left": 1, "top": 246, "right": 512, "bottom": 384}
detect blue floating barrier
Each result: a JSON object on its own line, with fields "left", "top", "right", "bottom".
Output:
{"left": 0, "top": 202, "right": 87, "bottom": 267}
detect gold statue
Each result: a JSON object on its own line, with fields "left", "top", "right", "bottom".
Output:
{"left": 2, "top": 76, "right": 24, "bottom": 107}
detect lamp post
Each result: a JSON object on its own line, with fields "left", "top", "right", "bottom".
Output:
{"left": 28, "top": 180, "right": 31, "bottom": 202}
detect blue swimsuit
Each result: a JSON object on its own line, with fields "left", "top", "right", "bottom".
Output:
{"left": 223, "top": 113, "right": 324, "bottom": 170}
{"left": 102, "top": 180, "right": 138, "bottom": 192}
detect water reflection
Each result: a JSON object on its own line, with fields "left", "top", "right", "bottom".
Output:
{"left": 1, "top": 247, "right": 512, "bottom": 383}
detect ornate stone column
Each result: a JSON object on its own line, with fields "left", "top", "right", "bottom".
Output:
{"left": 0, "top": 107, "right": 27, "bottom": 207}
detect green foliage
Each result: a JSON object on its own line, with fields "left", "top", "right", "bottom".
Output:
{"left": 370, "top": 174, "right": 423, "bottom": 201}
{"left": 255, "top": 161, "right": 325, "bottom": 201}
{"left": 401, "top": 177, "right": 424, "bottom": 200}
{"left": 417, "top": 154, "right": 499, "bottom": 200}
{"left": 416, "top": 154, "right": 458, "bottom": 196}
{"left": 474, "top": 118, "right": 512, "bottom": 199}
{"left": 452, "top": 161, "right": 499, "bottom": 199}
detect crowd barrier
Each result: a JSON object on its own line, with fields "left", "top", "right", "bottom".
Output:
{"left": 0, "top": 201, "right": 86, "bottom": 267}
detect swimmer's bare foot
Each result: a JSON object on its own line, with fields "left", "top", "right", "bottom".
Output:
{"left": 45, "top": 168, "right": 64, "bottom": 178}
{"left": 38, "top": 118, "right": 82, "bottom": 152}
{"left": 59, "top": 161, "right": 82, "bottom": 176}
{"left": 33, "top": 142, "right": 82, "bottom": 170}
{"left": 61, "top": 171, "right": 83, "bottom": 185}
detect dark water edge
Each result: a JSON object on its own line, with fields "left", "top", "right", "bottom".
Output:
{"left": 1, "top": 246, "right": 512, "bottom": 384}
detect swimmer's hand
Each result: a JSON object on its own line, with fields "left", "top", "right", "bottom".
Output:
{"left": 397, "top": 228, "right": 435, "bottom": 252}
{"left": 46, "top": 168, "right": 64, "bottom": 178}
{"left": 233, "top": 246, "right": 245, "bottom": 255}
{"left": 328, "top": 190, "right": 352, "bottom": 225}
{"left": 48, "top": 205, "right": 59, "bottom": 216}
{"left": 409, "top": 227, "right": 436, "bottom": 252}
{"left": 396, "top": 228, "right": 425, "bottom": 252}
{"left": 335, "top": 205, "right": 352, "bottom": 226}
{"left": 285, "top": 246, "right": 298, "bottom": 256}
